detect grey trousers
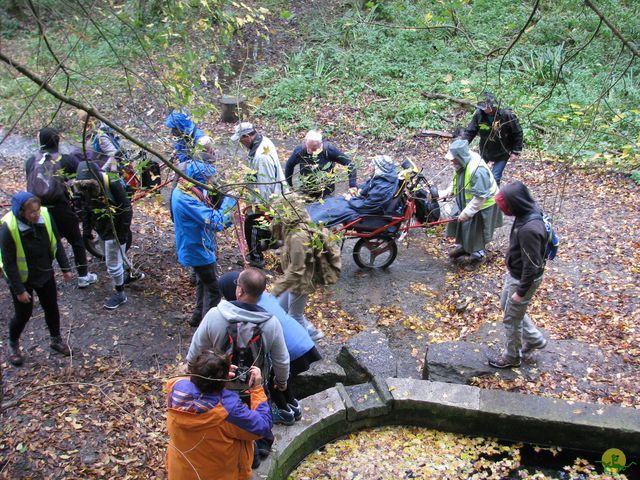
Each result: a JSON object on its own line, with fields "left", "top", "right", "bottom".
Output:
{"left": 500, "top": 273, "right": 545, "bottom": 361}
{"left": 277, "top": 291, "right": 319, "bottom": 337}
{"left": 104, "top": 239, "right": 128, "bottom": 287}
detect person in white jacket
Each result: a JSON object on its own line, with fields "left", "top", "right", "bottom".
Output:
{"left": 231, "top": 122, "right": 288, "bottom": 267}
{"left": 440, "top": 139, "right": 503, "bottom": 265}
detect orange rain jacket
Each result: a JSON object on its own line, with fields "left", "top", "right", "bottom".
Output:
{"left": 166, "top": 377, "right": 272, "bottom": 480}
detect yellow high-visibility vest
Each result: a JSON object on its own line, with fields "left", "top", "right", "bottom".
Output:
{"left": 0, "top": 207, "right": 56, "bottom": 282}
{"left": 453, "top": 154, "right": 498, "bottom": 210}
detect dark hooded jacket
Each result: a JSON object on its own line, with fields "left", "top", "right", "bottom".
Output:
{"left": 0, "top": 192, "right": 70, "bottom": 294}
{"left": 75, "top": 162, "right": 132, "bottom": 242}
{"left": 25, "top": 128, "right": 78, "bottom": 206}
{"left": 462, "top": 108, "right": 523, "bottom": 163}
{"left": 502, "top": 181, "right": 547, "bottom": 297}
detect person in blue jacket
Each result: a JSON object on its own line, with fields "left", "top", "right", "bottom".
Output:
{"left": 171, "top": 161, "right": 236, "bottom": 327}
{"left": 165, "top": 109, "right": 205, "bottom": 164}
{"left": 306, "top": 155, "right": 399, "bottom": 226}
{"left": 218, "top": 271, "right": 322, "bottom": 426}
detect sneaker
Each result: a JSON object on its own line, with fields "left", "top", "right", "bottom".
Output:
{"left": 78, "top": 272, "right": 98, "bottom": 288}
{"left": 271, "top": 404, "right": 295, "bottom": 426}
{"left": 50, "top": 336, "right": 71, "bottom": 356}
{"left": 124, "top": 271, "right": 145, "bottom": 285}
{"left": 104, "top": 290, "right": 127, "bottom": 310}
{"left": 310, "top": 329, "right": 325, "bottom": 341}
{"left": 488, "top": 353, "right": 521, "bottom": 369}
{"left": 522, "top": 338, "right": 548, "bottom": 354}
{"left": 287, "top": 399, "right": 302, "bottom": 421}
{"left": 8, "top": 342, "right": 24, "bottom": 366}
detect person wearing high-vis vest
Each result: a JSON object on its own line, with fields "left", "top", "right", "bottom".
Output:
{"left": 440, "top": 139, "right": 503, "bottom": 265}
{"left": 0, "top": 192, "right": 74, "bottom": 366}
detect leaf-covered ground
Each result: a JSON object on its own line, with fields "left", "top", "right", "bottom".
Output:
{"left": 1, "top": 132, "right": 638, "bottom": 478}
{"left": 289, "top": 426, "right": 631, "bottom": 480}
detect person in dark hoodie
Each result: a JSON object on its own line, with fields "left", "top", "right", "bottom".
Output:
{"left": 488, "top": 181, "right": 548, "bottom": 369}
{"left": 74, "top": 162, "right": 142, "bottom": 310}
{"left": 0, "top": 192, "right": 74, "bottom": 366}
{"left": 462, "top": 92, "right": 523, "bottom": 186}
{"left": 25, "top": 128, "right": 97, "bottom": 288}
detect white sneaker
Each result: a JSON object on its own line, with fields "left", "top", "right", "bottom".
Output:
{"left": 310, "top": 329, "right": 325, "bottom": 341}
{"left": 78, "top": 272, "right": 98, "bottom": 288}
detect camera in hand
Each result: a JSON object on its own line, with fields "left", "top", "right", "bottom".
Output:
{"left": 235, "top": 366, "right": 250, "bottom": 384}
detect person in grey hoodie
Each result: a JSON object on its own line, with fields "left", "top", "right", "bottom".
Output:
{"left": 186, "top": 267, "right": 290, "bottom": 390}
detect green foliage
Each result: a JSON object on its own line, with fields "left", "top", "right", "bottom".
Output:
{"left": 631, "top": 170, "right": 640, "bottom": 185}
{"left": 251, "top": 0, "right": 639, "bottom": 170}
{"left": 0, "top": 0, "right": 269, "bottom": 131}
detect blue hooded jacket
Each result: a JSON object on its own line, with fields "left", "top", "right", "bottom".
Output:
{"left": 257, "top": 292, "right": 315, "bottom": 363}
{"left": 170, "top": 161, "right": 236, "bottom": 267}
{"left": 165, "top": 110, "right": 205, "bottom": 163}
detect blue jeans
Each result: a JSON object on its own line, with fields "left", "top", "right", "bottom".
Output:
{"left": 491, "top": 160, "right": 508, "bottom": 186}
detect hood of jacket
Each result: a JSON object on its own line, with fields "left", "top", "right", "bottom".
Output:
{"left": 185, "top": 160, "right": 216, "bottom": 184}
{"left": 448, "top": 139, "right": 474, "bottom": 168}
{"left": 216, "top": 299, "right": 274, "bottom": 325}
{"left": 166, "top": 377, "right": 228, "bottom": 429}
{"left": 38, "top": 128, "right": 60, "bottom": 152}
{"left": 165, "top": 110, "right": 196, "bottom": 136}
{"left": 500, "top": 181, "right": 540, "bottom": 217}
{"left": 11, "top": 191, "right": 37, "bottom": 219}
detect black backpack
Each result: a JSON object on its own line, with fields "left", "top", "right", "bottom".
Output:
{"left": 223, "top": 320, "right": 267, "bottom": 391}
{"left": 414, "top": 185, "right": 440, "bottom": 224}
{"left": 26, "top": 152, "right": 68, "bottom": 204}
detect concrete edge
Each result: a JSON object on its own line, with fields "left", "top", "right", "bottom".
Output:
{"left": 256, "top": 378, "right": 640, "bottom": 480}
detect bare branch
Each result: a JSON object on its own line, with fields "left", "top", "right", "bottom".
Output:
{"left": 584, "top": 0, "right": 639, "bottom": 58}
{"left": 0, "top": 50, "right": 214, "bottom": 191}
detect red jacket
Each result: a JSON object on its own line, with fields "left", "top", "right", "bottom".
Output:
{"left": 166, "top": 377, "right": 272, "bottom": 480}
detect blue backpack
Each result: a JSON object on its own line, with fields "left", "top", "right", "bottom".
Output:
{"left": 523, "top": 212, "right": 559, "bottom": 261}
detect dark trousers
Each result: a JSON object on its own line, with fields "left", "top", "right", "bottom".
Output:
{"left": 269, "top": 370, "right": 296, "bottom": 409}
{"left": 48, "top": 204, "right": 89, "bottom": 276}
{"left": 243, "top": 213, "right": 271, "bottom": 261}
{"left": 192, "top": 263, "right": 221, "bottom": 321}
{"left": 9, "top": 276, "right": 61, "bottom": 343}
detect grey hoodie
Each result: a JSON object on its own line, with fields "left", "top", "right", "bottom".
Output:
{"left": 187, "top": 299, "right": 290, "bottom": 385}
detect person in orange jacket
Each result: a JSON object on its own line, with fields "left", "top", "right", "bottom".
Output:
{"left": 166, "top": 352, "right": 272, "bottom": 480}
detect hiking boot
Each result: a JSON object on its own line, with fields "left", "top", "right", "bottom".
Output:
{"left": 104, "top": 290, "right": 127, "bottom": 310}
{"left": 248, "top": 251, "right": 265, "bottom": 269}
{"left": 8, "top": 342, "right": 24, "bottom": 366}
{"left": 522, "top": 337, "right": 548, "bottom": 354}
{"left": 124, "top": 271, "right": 145, "bottom": 285}
{"left": 448, "top": 245, "right": 466, "bottom": 259}
{"left": 271, "top": 404, "right": 295, "bottom": 426}
{"left": 288, "top": 399, "right": 302, "bottom": 421}
{"left": 488, "top": 353, "right": 521, "bottom": 369}
{"left": 78, "top": 272, "right": 98, "bottom": 289}
{"left": 50, "top": 336, "right": 71, "bottom": 356}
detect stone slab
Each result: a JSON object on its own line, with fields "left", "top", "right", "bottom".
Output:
{"left": 337, "top": 331, "right": 397, "bottom": 383}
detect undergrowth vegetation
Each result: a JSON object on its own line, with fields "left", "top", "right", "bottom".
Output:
{"left": 0, "top": 0, "right": 268, "bottom": 133}
{"left": 252, "top": 0, "right": 640, "bottom": 172}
